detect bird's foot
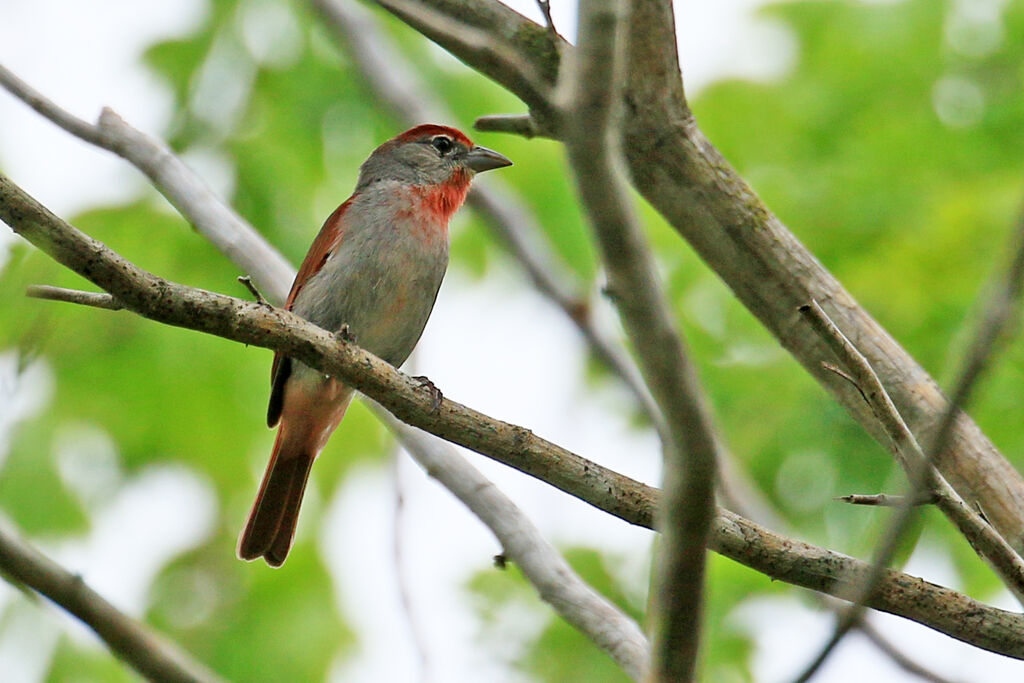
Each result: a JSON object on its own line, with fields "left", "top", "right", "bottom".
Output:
{"left": 335, "top": 324, "right": 355, "bottom": 343}
{"left": 412, "top": 375, "right": 443, "bottom": 412}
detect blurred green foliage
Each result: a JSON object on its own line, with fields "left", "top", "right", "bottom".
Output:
{"left": 2, "top": 0, "right": 1024, "bottom": 680}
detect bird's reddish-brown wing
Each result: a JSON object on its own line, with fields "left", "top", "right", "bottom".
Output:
{"left": 267, "top": 198, "right": 354, "bottom": 427}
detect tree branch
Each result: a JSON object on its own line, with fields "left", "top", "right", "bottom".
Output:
{"left": 792, "top": 195, "right": 1024, "bottom": 680}
{"left": 564, "top": 1, "right": 719, "bottom": 678}
{"left": 474, "top": 113, "right": 545, "bottom": 138}
{"left": 368, "top": 0, "right": 556, "bottom": 121}
{"left": 0, "top": 523, "right": 223, "bottom": 683}
{"left": 25, "top": 284, "right": 124, "bottom": 310}
{"left": 6, "top": 171, "right": 1024, "bottom": 659}
{"left": 836, "top": 493, "right": 936, "bottom": 507}
{"left": 375, "top": 408, "right": 650, "bottom": 680}
{"left": 855, "top": 621, "right": 962, "bottom": 683}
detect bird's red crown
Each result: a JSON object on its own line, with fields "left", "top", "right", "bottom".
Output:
{"left": 395, "top": 124, "right": 473, "bottom": 148}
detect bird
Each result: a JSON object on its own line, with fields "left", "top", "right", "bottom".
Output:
{"left": 238, "top": 124, "right": 512, "bottom": 567}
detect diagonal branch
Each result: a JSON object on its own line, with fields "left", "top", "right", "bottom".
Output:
{"left": 7, "top": 172, "right": 1024, "bottom": 659}
{"left": 564, "top": 1, "right": 718, "bottom": 678}
{"left": 0, "top": 522, "right": 223, "bottom": 683}
{"left": 375, "top": 408, "right": 651, "bottom": 680}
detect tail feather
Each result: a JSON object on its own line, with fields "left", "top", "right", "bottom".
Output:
{"left": 242, "top": 374, "right": 353, "bottom": 567}
{"left": 238, "top": 429, "right": 315, "bottom": 566}
{"left": 264, "top": 458, "right": 314, "bottom": 567}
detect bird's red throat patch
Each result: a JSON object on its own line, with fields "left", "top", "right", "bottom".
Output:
{"left": 412, "top": 168, "right": 472, "bottom": 228}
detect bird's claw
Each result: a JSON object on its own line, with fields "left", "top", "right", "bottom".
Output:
{"left": 412, "top": 375, "right": 443, "bottom": 412}
{"left": 335, "top": 324, "right": 355, "bottom": 343}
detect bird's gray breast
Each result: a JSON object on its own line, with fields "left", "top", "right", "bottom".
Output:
{"left": 291, "top": 193, "right": 450, "bottom": 368}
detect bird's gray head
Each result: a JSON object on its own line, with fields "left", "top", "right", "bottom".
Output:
{"left": 355, "top": 124, "right": 512, "bottom": 191}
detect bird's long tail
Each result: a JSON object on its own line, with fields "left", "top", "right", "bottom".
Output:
{"left": 239, "top": 379, "right": 353, "bottom": 567}
{"left": 238, "top": 427, "right": 316, "bottom": 567}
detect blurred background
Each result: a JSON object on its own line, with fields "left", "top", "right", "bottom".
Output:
{"left": 2, "top": 0, "right": 1024, "bottom": 680}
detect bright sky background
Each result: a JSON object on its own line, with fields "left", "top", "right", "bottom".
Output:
{"left": 1, "top": 1, "right": 1021, "bottom": 681}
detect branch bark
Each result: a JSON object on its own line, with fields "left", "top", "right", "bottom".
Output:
{"left": 6, "top": 172, "right": 1024, "bottom": 660}
{"left": 0, "top": 523, "right": 223, "bottom": 683}
{"left": 563, "top": 0, "right": 718, "bottom": 678}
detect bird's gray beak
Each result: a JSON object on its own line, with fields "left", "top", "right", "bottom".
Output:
{"left": 465, "top": 145, "right": 512, "bottom": 173}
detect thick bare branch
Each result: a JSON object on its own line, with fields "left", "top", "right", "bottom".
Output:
{"left": 376, "top": 409, "right": 650, "bottom": 680}
{"left": 564, "top": 1, "right": 718, "bottom": 678}
{"left": 7, "top": 172, "right": 1024, "bottom": 659}
{"left": 0, "top": 523, "right": 222, "bottom": 683}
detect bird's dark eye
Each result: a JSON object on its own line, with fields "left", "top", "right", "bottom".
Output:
{"left": 431, "top": 135, "right": 454, "bottom": 155}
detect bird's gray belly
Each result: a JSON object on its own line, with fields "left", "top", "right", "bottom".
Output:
{"left": 291, "top": 230, "right": 449, "bottom": 367}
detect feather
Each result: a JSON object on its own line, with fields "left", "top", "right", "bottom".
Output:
{"left": 267, "top": 199, "right": 353, "bottom": 428}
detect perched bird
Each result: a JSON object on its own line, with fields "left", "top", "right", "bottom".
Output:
{"left": 239, "top": 124, "right": 511, "bottom": 567}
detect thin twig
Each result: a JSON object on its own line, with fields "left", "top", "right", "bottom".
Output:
{"left": 237, "top": 275, "right": 269, "bottom": 306}
{"left": 7, "top": 172, "right": 1024, "bottom": 658}
{"left": 26, "top": 284, "right": 123, "bottom": 310}
{"left": 390, "top": 447, "right": 432, "bottom": 682}
{"left": 535, "top": 0, "right": 558, "bottom": 39}
{"left": 837, "top": 493, "right": 936, "bottom": 507}
{"left": 474, "top": 114, "right": 544, "bottom": 138}
{"left": 0, "top": 522, "right": 223, "bottom": 683}
{"left": 856, "top": 621, "right": 964, "bottom": 683}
